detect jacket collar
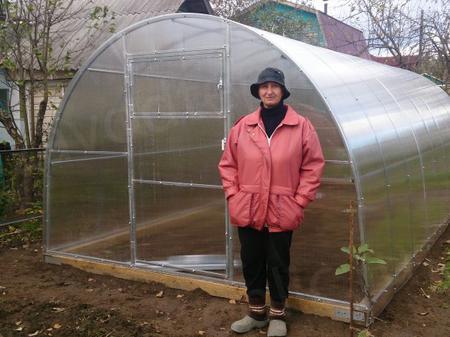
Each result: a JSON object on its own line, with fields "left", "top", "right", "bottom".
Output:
{"left": 245, "top": 104, "right": 299, "bottom": 126}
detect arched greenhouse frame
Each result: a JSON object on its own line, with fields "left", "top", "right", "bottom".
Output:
{"left": 44, "top": 13, "right": 450, "bottom": 325}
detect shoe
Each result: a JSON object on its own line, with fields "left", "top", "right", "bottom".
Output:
{"left": 267, "top": 319, "right": 287, "bottom": 337}
{"left": 231, "top": 315, "right": 268, "bottom": 333}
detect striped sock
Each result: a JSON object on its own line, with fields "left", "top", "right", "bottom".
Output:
{"left": 269, "top": 307, "right": 286, "bottom": 320}
{"left": 248, "top": 297, "right": 267, "bottom": 321}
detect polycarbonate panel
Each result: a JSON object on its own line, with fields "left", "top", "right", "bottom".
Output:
{"left": 89, "top": 38, "right": 124, "bottom": 71}
{"left": 132, "top": 118, "right": 223, "bottom": 185}
{"left": 134, "top": 183, "right": 225, "bottom": 269}
{"left": 125, "top": 16, "right": 226, "bottom": 55}
{"left": 230, "top": 182, "right": 359, "bottom": 301}
{"left": 53, "top": 70, "right": 126, "bottom": 151}
{"left": 421, "top": 90, "right": 450, "bottom": 227}
{"left": 291, "top": 182, "right": 362, "bottom": 301}
{"left": 47, "top": 153, "right": 129, "bottom": 261}
{"left": 131, "top": 53, "right": 223, "bottom": 115}
{"left": 254, "top": 26, "right": 450, "bottom": 299}
{"left": 45, "top": 14, "right": 450, "bottom": 312}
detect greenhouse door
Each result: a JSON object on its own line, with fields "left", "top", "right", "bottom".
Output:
{"left": 125, "top": 49, "right": 232, "bottom": 278}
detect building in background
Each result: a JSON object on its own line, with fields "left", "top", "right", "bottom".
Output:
{"left": 0, "top": 0, "right": 214, "bottom": 147}
{"left": 234, "top": 0, "right": 371, "bottom": 59}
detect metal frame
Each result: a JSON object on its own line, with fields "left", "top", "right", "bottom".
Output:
{"left": 43, "top": 13, "right": 450, "bottom": 325}
{"left": 124, "top": 46, "right": 229, "bottom": 274}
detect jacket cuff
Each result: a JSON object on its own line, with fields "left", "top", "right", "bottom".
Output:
{"left": 225, "top": 186, "right": 239, "bottom": 199}
{"left": 294, "top": 194, "right": 309, "bottom": 208}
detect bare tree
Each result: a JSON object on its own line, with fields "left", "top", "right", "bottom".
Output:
{"left": 346, "top": 0, "right": 419, "bottom": 68}
{"left": 212, "top": 0, "right": 316, "bottom": 45}
{"left": 419, "top": 0, "right": 450, "bottom": 90}
{"left": 0, "top": 0, "right": 113, "bottom": 209}
{"left": 0, "top": 0, "right": 114, "bottom": 149}
{"left": 210, "top": 0, "right": 260, "bottom": 18}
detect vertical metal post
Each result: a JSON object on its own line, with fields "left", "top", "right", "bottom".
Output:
{"left": 123, "top": 36, "right": 137, "bottom": 266}
{"left": 348, "top": 201, "right": 355, "bottom": 337}
{"left": 224, "top": 21, "right": 233, "bottom": 280}
{"left": 44, "top": 147, "right": 52, "bottom": 251}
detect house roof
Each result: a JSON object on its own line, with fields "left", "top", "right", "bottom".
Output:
{"left": 316, "top": 12, "right": 371, "bottom": 59}
{"left": 53, "top": 0, "right": 214, "bottom": 70}
{"left": 370, "top": 55, "right": 419, "bottom": 69}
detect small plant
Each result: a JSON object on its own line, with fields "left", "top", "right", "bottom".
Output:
{"left": 336, "top": 243, "right": 387, "bottom": 276}
{"left": 435, "top": 247, "right": 450, "bottom": 294}
{"left": 357, "top": 329, "right": 374, "bottom": 337}
{"left": 336, "top": 201, "right": 386, "bottom": 337}
{"left": 335, "top": 243, "right": 386, "bottom": 337}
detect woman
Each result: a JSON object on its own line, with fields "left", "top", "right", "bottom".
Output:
{"left": 218, "top": 67, "right": 324, "bottom": 336}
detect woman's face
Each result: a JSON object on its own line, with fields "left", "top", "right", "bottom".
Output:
{"left": 258, "top": 82, "right": 283, "bottom": 108}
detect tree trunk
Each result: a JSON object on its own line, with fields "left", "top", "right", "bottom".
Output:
{"left": 34, "top": 81, "right": 48, "bottom": 149}
{"left": 19, "top": 83, "right": 31, "bottom": 148}
{"left": 0, "top": 112, "right": 25, "bottom": 149}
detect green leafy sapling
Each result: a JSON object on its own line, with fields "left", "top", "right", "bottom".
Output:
{"left": 336, "top": 243, "right": 387, "bottom": 276}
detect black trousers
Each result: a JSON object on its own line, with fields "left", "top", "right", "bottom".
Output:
{"left": 238, "top": 227, "right": 293, "bottom": 304}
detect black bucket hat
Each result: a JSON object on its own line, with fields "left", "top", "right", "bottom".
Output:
{"left": 250, "top": 67, "right": 291, "bottom": 99}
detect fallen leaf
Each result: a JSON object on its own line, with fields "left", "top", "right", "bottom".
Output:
{"left": 15, "top": 321, "right": 22, "bottom": 326}
{"left": 156, "top": 290, "right": 164, "bottom": 298}
{"left": 419, "top": 287, "right": 431, "bottom": 299}
{"left": 28, "top": 331, "right": 40, "bottom": 336}
{"left": 418, "top": 312, "right": 429, "bottom": 316}
{"left": 15, "top": 327, "right": 23, "bottom": 331}
{"left": 51, "top": 307, "right": 65, "bottom": 313}
{"left": 444, "top": 240, "right": 450, "bottom": 244}
{"left": 88, "top": 278, "right": 94, "bottom": 282}
{"left": 86, "top": 288, "right": 94, "bottom": 292}
{"left": 198, "top": 330, "right": 206, "bottom": 335}
{"left": 431, "top": 264, "right": 445, "bottom": 273}
{"left": 53, "top": 323, "right": 62, "bottom": 329}
{"left": 422, "top": 261, "right": 429, "bottom": 267}
{"left": 176, "top": 294, "right": 184, "bottom": 298}
{"left": 229, "top": 299, "right": 236, "bottom": 304}
{"left": 0, "top": 286, "right": 6, "bottom": 290}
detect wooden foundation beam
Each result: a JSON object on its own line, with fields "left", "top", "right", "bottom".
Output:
{"left": 45, "top": 253, "right": 365, "bottom": 324}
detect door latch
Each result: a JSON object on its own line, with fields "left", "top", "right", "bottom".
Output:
{"left": 221, "top": 138, "right": 226, "bottom": 151}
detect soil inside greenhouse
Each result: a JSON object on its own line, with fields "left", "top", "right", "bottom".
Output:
{"left": 0, "top": 226, "right": 449, "bottom": 337}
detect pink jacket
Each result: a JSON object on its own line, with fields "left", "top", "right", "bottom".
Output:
{"left": 218, "top": 105, "right": 325, "bottom": 232}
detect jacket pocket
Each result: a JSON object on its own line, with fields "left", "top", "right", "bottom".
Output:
{"left": 266, "top": 194, "right": 280, "bottom": 227}
{"left": 277, "top": 195, "right": 304, "bottom": 230}
{"left": 228, "top": 190, "right": 255, "bottom": 226}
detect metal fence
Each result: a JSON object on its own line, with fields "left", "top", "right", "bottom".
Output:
{"left": 0, "top": 148, "right": 45, "bottom": 228}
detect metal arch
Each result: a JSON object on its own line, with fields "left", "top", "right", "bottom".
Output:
{"left": 44, "top": 13, "right": 450, "bottom": 322}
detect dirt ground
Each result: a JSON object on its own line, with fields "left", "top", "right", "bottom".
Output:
{"left": 0, "top": 226, "right": 449, "bottom": 337}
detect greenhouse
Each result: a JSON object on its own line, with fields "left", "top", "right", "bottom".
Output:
{"left": 44, "top": 13, "right": 450, "bottom": 325}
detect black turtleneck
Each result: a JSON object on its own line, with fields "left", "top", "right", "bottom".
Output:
{"left": 260, "top": 101, "right": 287, "bottom": 138}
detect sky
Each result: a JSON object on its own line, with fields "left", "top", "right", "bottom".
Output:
{"left": 290, "top": 0, "right": 445, "bottom": 56}
{"left": 294, "top": 0, "right": 443, "bottom": 21}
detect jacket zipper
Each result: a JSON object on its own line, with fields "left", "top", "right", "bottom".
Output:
{"left": 257, "top": 123, "right": 283, "bottom": 147}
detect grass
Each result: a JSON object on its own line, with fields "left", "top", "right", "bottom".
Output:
{"left": 436, "top": 247, "right": 450, "bottom": 294}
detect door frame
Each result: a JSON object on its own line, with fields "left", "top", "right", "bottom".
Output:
{"left": 124, "top": 47, "right": 234, "bottom": 279}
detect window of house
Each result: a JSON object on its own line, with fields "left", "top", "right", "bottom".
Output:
{"left": 0, "top": 89, "right": 8, "bottom": 111}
